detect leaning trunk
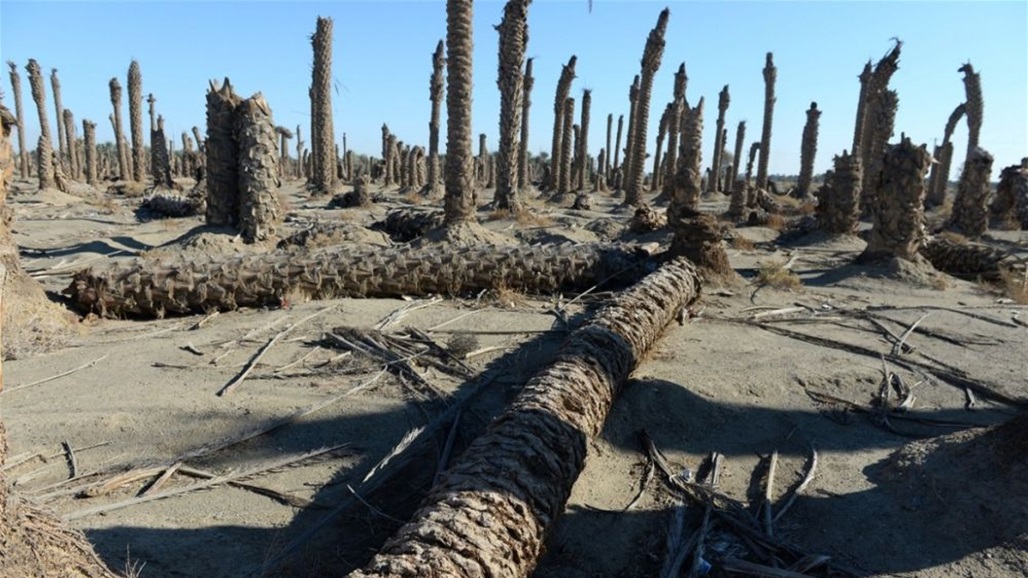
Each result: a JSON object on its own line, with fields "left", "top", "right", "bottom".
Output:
{"left": 49, "top": 69, "right": 67, "bottom": 166}
{"left": 346, "top": 257, "right": 701, "bottom": 578}
{"left": 625, "top": 9, "right": 669, "bottom": 205}
{"left": 548, "top": 56, "right": 577, "bottom": 192}
{"left": 7, "top": 63, "right": 29, "bottom": 178}
{"left": 25, "top": 60, "right": 54, "bottom": 189}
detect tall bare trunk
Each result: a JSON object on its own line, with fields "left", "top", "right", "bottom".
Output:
{"left": 235, "top": 93, "right": 282, "bottom": 243}
{"left": 578, "top": 89, "right": 591, "bottom": 193}
{"left": 151, "top": 115, "right": 174, "bottom": 188}
{"left": 495, "top": 0, "right": 530, "bottom": 211}
{"left": 558, "top": 97, "right": 575, "bottom": 195}
{"left": 205, "top": 78, "right": 241, "bottom": 226}
{"left": 346, "top": 257, "right": 701, "bottom": 578}
{"left": 108, "top": 76, "right": 129, "bottom": 181}
{"left": 275, "top": 125, "right": 293, "bottom": 179}
{"left": 6, "top": 62, "right": 29, "bottom": 178}
{"left": 612, "top": 113, "right": 623, "bottom": 181}
{"left": 310, "top": 16, "right": 336, "bottom": 195}
{"left": 960, "top": 63, "right": 983, "bottom": 162}
{"left": 796, "top": 101, "right": 821, "bottom": 198}
{"left": 947, "top": 147, "right": 993, "bottom": 239}
{"left": 861, "top": 89, "right": 899, "bottom": 213}
{"left": 25, "top": 60, "right": 54, "bottom": 189}
{"left": 128, "top": 60, "right": 145, "bottom": 182}
{"left": 744, "top": 141, "right": 760, "bottom": 206}
{"left": 727, "top": 121, "right": 749, "bottom": 218}
{"left": 62, "top": 108, "right": 78, "bottom": 180}
{"left": 426, "top": 40, "right": 445, "bottom": 196}
{"left": 926, "top": 103, "right": 967, "bottom": 207}
{"left": 49, "top": 68, "right": 67, "bottom": 165}
{"left": 622, "top": 75, "right": 639, "bottom": 193}
{"left": 82, "top": 119, "right": 97, "bottom": 185}
{"left": 851, "top": 61, "right": 872, "bottom": 154}
{"left": 755, "top": 52, "right": 776, "bottom": 190}
{"left": 548, "top": 55, "right": 577, "bottom": 192}
{"left": 625, "top": 9, "right": 669, "bottom": 205}
{"left": 860, "top": 135, "right": 932, "bottom": 262}
{"left": 604, "top": 112, "right": 612, "bottom": 179}
{"left": 651, "top": 104, "right": 670, "bottom": 192}
{"left": 444, "top": 0, "right": 476, "bottom": 224}
{"left": 661, "top": 63, "right": 687, "bottom": 201}
{"left": 858, "top": 41, "right": 902, "bottom": 209}
{"left": 708, "top": 84, "right": 729, "bottom": 193}
{"left": 730, "top": 120, "right": 745, "bottom": 187}
{"left": 517, "top": 57, "right": 534, "bottom": 193}
{"left": 668, "top": 98, "right": 703, "bottom": 224}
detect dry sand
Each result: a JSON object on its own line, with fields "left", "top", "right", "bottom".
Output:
{"left": 2, "top": 176, "right": 1026, "bottom": 577}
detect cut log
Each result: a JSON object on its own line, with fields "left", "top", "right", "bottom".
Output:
{"left": 347, "top": 257, "right": 701, "bottom": 578}
{"left": 64, "top": 242, "right": 658, "bottom": 318}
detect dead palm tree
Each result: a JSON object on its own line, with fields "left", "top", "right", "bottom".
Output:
{"left": 310, "top": 16, "right": 335, "bottom": 195}
{"left": 128, "top": 60, "right": 145, "bottom": 182}
{"left": 604, "top": 112, "right": 612, "bottom": 178}
{"left": 578, "top": 88, "right": 591, "bottom": 193}
{"left": 517, "top": 57, "right": 535, "bottom": 193}
{"left": 730, "top": 120, "right": 745, "bottom": 188}
{"left": 494, "top": 0, "right": 531, "bottom": 211}
{"left": 624, "top": 8, "right": 669, "bottom": 205}
{"left": 857, "top": 41, "right": 902, "bottom": 205}
{"left": 622, "top": 75, "right": 639, "bottom": 191}
{"left": 108, "top": 77, "right": 129, "bottom": 181}
{"left": 947, "top": 147, "right": 994, "bottom": 239}
{"left": 275, "top": 126, "right": 293, "bottom": 179}
{"left": 558, "top": 97, "right": 575, "bottom": 195}
{"left": 62, "top": 109, "right": 79, "bottom": 180}
{"left": 25, "top": 59, "right": 54, "bottom": 189}
{"left": 612, "top": 113, "right": 623, "bottom": 182}
{"left": 668, "top": 97, "right": 703, "bottom": 222}
{"left": 660, "top": 63, "right": 686, "bottom": 201}
{"left": 49, "top": 69, "right": 67, "bottom": 166}
{"left": 548, "top": 55, "right": 577, "bottom": 192}
{"left": 426, "top": 40, "right": 445, "bottom": 196}
{"left": 851, "top": 61, "right": 872, "bottom": 153}
{"left": 755, "top": 52, "right": 776, "bottom": 190}
{"left": 82, "top": 119, "right": 97, "bottom": 185}
{"left": 708, "top": 84, "right": 730, "bottom": 193}
{"left": 205, "top": 78, "right": 241, "bottom": 226}
{"left": 650, "top": 103, "right": 670, "bottom": 192}
{"left": 235, "top": 93, "right": 282, "bottom": 243}
{"left": 860, "top": 135, "right": 932, "bottom": 262}
{"left": 444, "top": 0, "right": 476, "bottom": 223}
{"left": 959, "top": 63, "right": 983, "bottom": 162}
{"left": 815, "top": 150, "right": 862, "bottom": 235}
{"left": 6, "top": 62, "right": 29, "bottom": 178}
{"left": 926, "top": 103, "right": 967, "bottom": 207}
{"left": 796, "top": 102, "right": 821, "bottom": 198}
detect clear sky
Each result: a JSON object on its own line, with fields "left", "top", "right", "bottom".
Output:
{"left": 2, "top": 0, "right": 1026, "bottom": 179}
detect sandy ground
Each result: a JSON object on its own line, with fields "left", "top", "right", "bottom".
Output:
{"left": 2, "top": 176, "right": 1026, "bottom": 578}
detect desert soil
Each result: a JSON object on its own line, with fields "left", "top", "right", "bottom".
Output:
{"left": 2, "top": 176, "right": 1026, "bottom": 578}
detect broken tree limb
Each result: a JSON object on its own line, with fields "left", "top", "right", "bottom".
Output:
{"left": 346, "top": 257, "right": 701, "bottom": 578}
{"left": 64, "top": 242, "right": 657, "bottom": 318}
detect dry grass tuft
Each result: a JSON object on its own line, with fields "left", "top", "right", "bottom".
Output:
{"left": 3, "top": 293, "right": 75, "bottom": 360}
{"left": 929, "top": 274, "right": 949, "bottom": 291}
{"left": 756, "top": 259, "right": 802, "bottom": 290}
{"left": 486, "top": 208, "right": 512, "bottom": 221}
{"left": 403, "top": 190, "right": 424, "bottom": 205}
{"left": 765, "top": 213, "right": 786, "bottom": 231}
{"left": 797, "top": 201, "right": 817, "bottom": 215}
{"left": 489, "top": 284, "right": 529, "bottom": 308}
{"left": 1000, "top": 267, "right": 1028, "bottom": 304}
{"left": 730, "top": 235, "right": 755, "bottom": 251}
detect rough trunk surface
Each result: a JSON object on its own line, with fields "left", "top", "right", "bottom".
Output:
{"left": 604, "top": 113, "right": 612, "bottom": 179}
{"left": 625, "top": 9, "right": 669, "bottom": 205}
{"left": 578, "top": 89, "right": 591, "bottom": 194}
{"left": 494, "top": 0, "right": 530, "bottom": 211}
{"left": 860, "top": 136, "right": 932, "bottom": 261}
{"left": 128, "top": 60, "right": 145, "bottom": 182}
{"left": 660, "top": 63, "right": 687, "bottom": 201}
{"left": 708, "top": 84, "right": 730, "bottom": 193}
{"left": 66, "top": 242, "right": 659, "bottom": 318}
{"left": 926, "top": 103, "right": 966, "bottom": 207}
{"left": 444, "top": 0, "right": 476, "bottom": 223}
{"left": 612, "top": 114, "right": 623, "bottom": 182}
{"left": 426, "top": 40, "right": 445, "bottom": 197}
{"left": 151, "top": 116, "right": 174, "bottom": 189}
{"left": 517, "top": 57, "right": 535, "bottom": 194}
{"left": 548, "top": 56, "right": 577, "bottom": 192}
{"left": 557, "top": 98, "right": 575, "bottom": 195}
{"left": 61, "top": 108, "right": 79, "bottom": 180}
{"left": 947, "top": 147, "right": 994, "bottom": 239}
{"left": 622, "top": 75, "right": 639, "bottom": 192}
{"left": 346, "top": 257, "right": 700, "bottom": 578}
{"left": 108, "top": 78, "right": 128, "bottom": 181}
{"left": 989, "top": 161, "right": 1028, "bottom": 228}
{"left": 7, "top": 63, "right": 29, "bottom": 178}
{"left": 861, "top": 89, "right": 898, "bottom": 213}
{"left": 82, "top": 120, "right": 98, "bottom": 185}
{"left": 651, "top": 104, "right": 669, "bottom": 193}
{"left": 204, "top": 78, "right": 241, "bottom": 226}
{"left": 796, "top": 102, "right": 821, "bottom": 198}
{"left": 858, "top": 42, "right": 901, "bottom": 208}
{"left": 755, "top": 53, "right": 776, "bottom": 190}
{"left": 235, "top": 94, "right": 282, "bottom": 243}
{"left": 960, "top": 63, "right": 983, "bottom": 159}
{"left": 668, "top": 98, "right": 703, "bottom": 225}
{"left": 25, "top": 60, "right": 54, "bottom": 189}
{"left": 50, "top": 69, "right": 67, "bottom": 166}
{"left": 815, "top": 151, "right": 862, "bottom": 235}
{"left": 851, "top": 61, "right": 872, "bottom": 154}
{"left": 310, "top": 17, "right": 336, "bottom": 195}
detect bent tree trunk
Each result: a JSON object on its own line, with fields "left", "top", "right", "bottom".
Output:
{"left": 65, "top": 242, "right": 657, "bottom": 318}
{"left": 347, "top": 257, "right": 701, "bottom": 578}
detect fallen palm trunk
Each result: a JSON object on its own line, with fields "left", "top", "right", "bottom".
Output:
{"left": 65, "top": 241, "right": 658, "bottom": 318}
{"left": 920, "top": 236, "right": 1024, "bottom": 281}
{"left": 346, "top": 257, "right": 700, "bottom": 578}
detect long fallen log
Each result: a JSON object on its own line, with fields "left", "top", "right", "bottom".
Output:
{"left": 64, "top": 242, "right": 657, "bottom": 318}
{"left": 346, "top": 257, "right": 701, "bottom": 578}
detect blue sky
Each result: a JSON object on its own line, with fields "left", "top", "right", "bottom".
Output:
{"left": 2, "top": 0, "right": 1026, "bottom": 178}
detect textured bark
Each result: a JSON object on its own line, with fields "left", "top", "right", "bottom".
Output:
{"left": 548, "top": 56, "right": 577, "bottom": 192}
{"left": 66, "top": 242, "right": 659, "bottom": 318}
{"left": 744, "top": 141, "right": 760, "bottom": 207}
{"left": 861, "top": 89, "right": 899, "bottom": 212}
{"left": 61, "top": 109, "right": 78, "bottom": 181}
{"left": 990, "top": 161, "right": 1028, "bottom": 228}
{"left": 612, "top": 114, "right": 624, "bottom": 182}
{"left": 7, "top": 63, "right": 29, "bottom": 178}
{"left": 570, "top": 124, "right": 580, "bottom": 189}
{"left": 815, "top": 151, "right": 862, "bottom": 235}
{"left": 667, "top": 98, "right": 703, "bottom": 225}
{"left": 444, "top": 0, "right": 476, "bottom": 223}
{"left": 670, "top": 212, "right": 732, "bottom": 278}
{"left": 625, "top": 10, "right": 669, "bottom": 205}
{"left": 150, "top": 116, "right": 174, "bottom": 188}
{"left": 275, "top": 126, "right": 293, "bottom": 179}
{"left": 107, "top": 78, "right": 128, "bottom": 181}
{"left": 927, "top": 103, "right": 966, "bottom": 207}
{"left": 649, "top": 104, "right": 669, "bottom": 193}
{"left": 604, "top": 113, "right": 612, "bottom": 179}
{"left": 708, "top": 84, "right": 730, "bottom": 193}
{"left": 920, "top": 236, "right": 1019, "bottom": 281}
{"left": 558, "top": 97, "right": 575, "bottom": 195}
{"left": 127, "top": 60, "right": 145, "bottom": 182}
{"left": 235, "top": 93, "right": 282, "bottom": 243}
{"left": 346, "top": 257, "right": 700, "bottom": 578}
{"left": 726, "top": 121, "right": 747, "bottom": 217}
{"left": 860, "top": 136, "right": 932, "bottom": 261}
{"left": 204, "top": 78, "right": 241, "bottom": 226}
{"left": 623, "top": 75, "right": 639, "bottom": 192}
{"left": 858, "top": 42, "right": 902, "bottom": 205}
{"left": 578, "top": 89, "right": 591, "bottom": 193}
{"left": 796, "top": 102, "right": 821, "bottom": 198}
{"left": 82, "top": 120, "right": 97, "bottom": 185}
{"left": 755, "top": 52, "right": 776, "bottom": 190}
{"left": 660, "top": 63, "right": 687, "bottom": 201}
{"left": 426, "top": 40, "right": 445, "bottom": 197}
{"left": 494, "top": 0, "right": 530, "bottom": 211}
{"left": 947, "top": 147, "right": 994, "bottom": 239}
{"left": 311, "top": 17, "right": 336, "bottom": 195}
{"left": 517, "top": 57, "right": 534, "bottom": 194}
{"left": 594, "top": 149, "right": 608, "bottom": 192}
{"left": 384, "top": 131, "right": 396, "bottom": 187}
{"left": 25, "top": 60, "right": 54, "bottom": 189}
{"left": 851, "top": 61, "right": 872, "bottom": 154}
{"left": 960, "top": 63, "right": 983, "bottom": 160}
{"left": 49, "top": 69, "right": 67, "bottom": 166}
{"left": 476, "top": 134, "right": 488, "bottom": 188}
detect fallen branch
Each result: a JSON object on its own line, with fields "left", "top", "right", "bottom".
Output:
{"left": 3, "top": 354, "right": 109, "bottom": 395}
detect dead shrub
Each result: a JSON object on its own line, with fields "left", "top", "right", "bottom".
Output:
{"left": 756, "top": 259, "right": 802, "bottom": 290}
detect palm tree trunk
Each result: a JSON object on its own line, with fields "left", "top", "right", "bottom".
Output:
{"left": 650, "top": 103, "right": 670, "bottom": 192}
{"left": 660, "top": 63, "right": 687, "bottom": 202}
{"left": 622, "top": 75, "right": 639, "bottom": 193}
{"left": 612, "top": 113, "right": 624, "bottom": 183}
{"left": 604, "top": 112, "right": 612, "bottom": 179}
{"left": 708, "top": 84, "right": 730, "bottom": 193}
{"left": 108, "top": 78, "right": 128, "bottom": 181}
{"left": 858, "top": 42, "right": 902, "bottom": 209}
{"left": 444, "top": 0, "right": 476, "bottom": 223}
{"left": 25, "top": 60, "right": 54, "bottom": 189}
{"left": 578, "top": 89, "right": 591, "bottom": 193}
{"left": 668, "top": 97, "right": 703, "bottom": 224}
{"left": 49, "top": 68, "right": 67, "bottom": 166}
{"left": 730, "top": 120, "right": 745, "bottom": 188}
{"left": 851, "top": 61, "right": 872, "bottom": 154}
{"left": 495, "top": 0, "right": 530, "bottom": 211}
{"left": 235, "top": 94, "right": 282, "bottom": 243}
{"left": 860, "top": 136, "right": 933, "bottom": 262}
{"left": 517, "top": 57, "right": 534, "bottom": 194}
{"left": 205, "top": 78, "right": 241, "bottom": 226}
{"left": 61, "top": 109, "right": 78, "bottom": 181}
{"left": 861, "top": 89, "right": 899, "bottom": 214}
{"left": 947, "top": 147, "right": 994, "bottom": 239}
{"left": 128, "top": 60, "right": 145, "bottom": 182}
{"left": 815, "top": 150, "right": 862, "bottom": 235}
{"left": 426, "top": 40, "right": 445, "bottom": 197}
{"left": 558, "top": 97, "right": 575, "bottom": 195}
{"left": 624, "top": 8, "right": 669, "bottom": 205}
{"left": 6, "top": 62, "right": 29, "bottom": 179}
{"left": 960, "top": 63, "right": 983, "bottom": 159}
{"left": 82, "top": 119, "right": 98, "bottom": 185}
{"left": 66, "top": 241, "right": 658, "bottom": 318}
{"left": 796, "top": 102, "right": 821, "bottom": 198}
{"left": 311, "top": 17, "right": 336, "bottom": 195}
{"left": 346, "top": 256, "right": 701, "bottom": 578}
{"left": 755, "top": 52, "right": 776, "bottom": 190}
{"left": 548, "top": 55, "right": 577, "bottom": 192}
{"left": 926, "top": 103, "right": 966, "bottom": 207}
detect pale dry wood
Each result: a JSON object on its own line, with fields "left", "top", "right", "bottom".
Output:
{"left": 177, "top": 465, "right": 316, "bottom": 508}
{"left": 772, "top": 446, "right": 818, "bottom": 523}
{"left": 763, "top": 450, "right": 779, "bottom": 537}
{"left": 138, "top": 462, "right": 182, "bottom": 497}
{"left": 2, "top": 354, "right": 109, "bottom": 395}
{"left": 892, "top": 312, "right": 929, "bottom": 356}
{"left": 189, "top": 310, "right": 220, "bottom": 330}
{"left": 373, "top": 297, "right": 443, "bottom": 330}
